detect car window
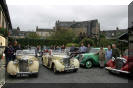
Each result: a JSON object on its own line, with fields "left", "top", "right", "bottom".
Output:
{"left": 16, "top": 50, "right": 23, "bottom": 55}
{"left": 16, "top": 50, "right": 35, "bottom": 55}
{"left": 23, "top": 50, "right": 35, "bottom": 55}
{"left": 89, "top": 48, "right": 99, "bottom": 53}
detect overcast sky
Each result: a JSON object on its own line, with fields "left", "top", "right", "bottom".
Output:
{"left": 6, "top": 0, "right": 131, "bottom": 31}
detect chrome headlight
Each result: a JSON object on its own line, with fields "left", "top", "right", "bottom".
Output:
{"left": 60, "top": 59, "right": 64, "bottom": 63}
{"left": 13, "top": 60, "right": 19, "bottom": 64}
{"left": 123, "top": 58, "right": 127, "bottom": 63}
{"left": 28, "top": 60, "right": 33, "bottom": 64}
{"left": 112, "top": 57, "right": 115, "bottom": 61}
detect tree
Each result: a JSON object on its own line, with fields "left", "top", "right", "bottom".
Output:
{"left": 80, "top": 38, "right": 95, "bottom": 46}
{"left": 0, "top": 28, "right": 8, "bottom": 37}
{"left": 47, "top": 29, "right": 76, "bottom": 45}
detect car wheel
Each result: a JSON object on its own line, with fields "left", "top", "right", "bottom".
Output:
{"left": 8, "top": 74, "right": 16, "bottom": 78}
{"left": 73, "top": 69, "right": 78, "bottom": 72}
{"left": 53, "top": 65, "right": 58, "bottom": 73}
{"left": 86, "top": 60, "right": 92, "bottom": 69}
{"left": 30, "top": 73, "right": 38, "bottom": 77}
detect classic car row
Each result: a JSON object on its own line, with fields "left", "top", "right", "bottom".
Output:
{"left": 6, "top": 48, "right": 133, "bottom": 78}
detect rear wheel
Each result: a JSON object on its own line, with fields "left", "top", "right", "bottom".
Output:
{"left": 73, "top": 69, "right": 78, "bottom": 72}
{"left": 86, "top": 60, "right": 92, "bottom": 69}
{"left": 53, "top": 64, "right": 58, "bottom": 73}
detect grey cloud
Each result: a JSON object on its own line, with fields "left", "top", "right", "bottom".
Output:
{"left": 8, "top": 5, "right": 128, "bottom": 31}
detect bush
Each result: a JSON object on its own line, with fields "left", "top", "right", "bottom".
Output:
{"left": 80, "top": 38, "right": 95, "bottom": 47}
{"left": 0, "top": 28, "right": 8, "bottom": 37}
{"left": 66, "top": 43, "right": 79, "bottom": 47}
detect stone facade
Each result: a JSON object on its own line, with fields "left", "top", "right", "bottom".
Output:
{"left": 101, "top": 28, "right": 128, "bottom": 39}
{"left": 36, "top": 26, "right": 54, "bottom": 38}
{"left": 55, "top": 20, "right": 100, "bottom": 38}
{"left": 0, "top": 0, "right": 12, "bottom": 31}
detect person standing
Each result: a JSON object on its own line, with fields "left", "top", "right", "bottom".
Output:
{"left": 79, "top": 43, "right": 87, "bottom": 53}
{"left": 96, "top": 46, "right": 106, "bottom": 68}
{"left": 4, "top": 43, "right": 15, "bottom": 67}
{"left": 70, "top": 44, "right": 76, "bottom": 52}
{"left": 112, "top": 44, "right": 120, "bottom": 59}
{"left": 61, "top": 44, "right": 65, "bottom": 50}
{"left": 86, "top": 43, "right": 92, "bottom": 53}
{"left": 105, "top": 45, "right": 112, "bottom": 63}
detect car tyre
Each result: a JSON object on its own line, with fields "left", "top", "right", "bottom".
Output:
{"left": 86, "top": 60, "right": 92, "bottom": 69}
{"left": 30, "top": 73, "right": 38, "bottom": 77}
{"left": 73, "top": 69, "right": 78, "bottom": 72}
{"left": 53, "top": 64, "right": 58, "bottom": 73}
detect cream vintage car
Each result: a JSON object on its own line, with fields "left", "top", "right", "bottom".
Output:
{"left": 7, "top": 49, "right": 39, "bottom": 77}
{"left": 42, "top": 50, "right": 79, "bottom": 73}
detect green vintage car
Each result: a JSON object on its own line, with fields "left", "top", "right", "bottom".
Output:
{"left": 76, "top": 48, "right": 107, "bottom": 68}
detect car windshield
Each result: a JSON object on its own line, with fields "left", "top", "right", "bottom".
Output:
{"left": 16, "top": 50, "right": 35, "bottom": 55}
{"left": 52, "top": 50, "right": 66, "bottom": 55}
{"left": 89, "top": 48, "right": 99, "bottom": 53}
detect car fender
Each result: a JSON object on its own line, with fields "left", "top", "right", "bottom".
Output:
{"left": 53, "top": 60, "right": 65, "bottom": 71}
{"left": 72, "top": 59, "right": 79, "bottom": 68}
{"left": 29, "top": 61, "right": 39, "bottom": 73}
{"left": 42, "top": 55, "right": 49, "bottom": 66}
{"left": 7, "top": 61, "right": 19, "bottom": 75}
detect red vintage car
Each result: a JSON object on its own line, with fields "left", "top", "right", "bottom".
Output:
{"left": 105, "top": 50, "right": 133, "bottom": 76}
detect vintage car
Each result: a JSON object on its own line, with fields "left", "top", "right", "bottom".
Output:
{"left": 75, "top": 48, "right": 107, "bottom": 69}
{"left": 7, "top": 49, "right": 39, "bottom": 77}
{"left": 105, "top": 50, "right": 133, "bottom": 76}
{"left": 42, "top": 50, "right": 79, "bottom": 73}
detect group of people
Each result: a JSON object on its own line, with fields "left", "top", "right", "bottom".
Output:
{"left": 70, "top": 43, "right": 121, "bottom": 68}
{"left": 70, "top": 43, "right": 91, "bottom": 53}
{"left": 96, "top": 44, "right": 120, "bottom": 68}
{"left": 4, "top": 41, "right": 21, "bottom": 66}
{"left": 50, "top": 45, "right": 66, "bottom": 50}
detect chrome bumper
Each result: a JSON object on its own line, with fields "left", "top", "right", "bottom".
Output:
{"left": 64, "top": 66, "right": 78, "bottom": 71}
{"left": 105, "top": 67, "right": 130, "bottom": 74}
{"left": 16, "top": 72, "right": 38, "bottom": 77}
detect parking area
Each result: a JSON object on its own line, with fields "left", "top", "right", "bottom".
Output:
{"left": 6, "top": 58, "right": 129, "bottom": 83}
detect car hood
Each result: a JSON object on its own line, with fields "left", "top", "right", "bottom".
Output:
{"left": 82, "top": 53, "right": 95, "bottom": 56}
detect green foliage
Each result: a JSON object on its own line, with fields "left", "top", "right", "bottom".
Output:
{"left": 80, "top": 38, "right": 95, "bottom": 46}
{"left": 26, "top": 32, "right": 41, "bottom": 39}
{"left": 66, "top": 43, "right": 79, "bottom": 47}
{"left": 0, "top": 28, "right": 8, "bottom": 37}
{"left": 47, "top": 29, "right": 76, "bottom": 44}
{"left": 14, "top": 38, "right": 65, "bottom": 48}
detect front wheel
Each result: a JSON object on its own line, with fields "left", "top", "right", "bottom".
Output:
{"left": 73, "top": 69, "right": 78, "bottom": 72}
{"left": 86, "top": 60, "right": 92, "bottom": 69}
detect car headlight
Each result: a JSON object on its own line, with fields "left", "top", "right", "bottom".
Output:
{"left": 123, "top": 58, "right": 127, "bottom": 63}
{"left": 60, "top": 59, "right": 64, "bottom": 63}
{"left": 13, "top": 60, "right": 18, "bottom": 64}
{"left": 112, "top": 57, "right": 115, "bottom": 61}
{"left": 28, "top": 60, "right": 33, "bottom": 64}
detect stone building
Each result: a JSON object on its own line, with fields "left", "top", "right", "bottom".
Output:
{"left": 0, "top": 0, "right": 12, "bottom": 31}
{"left": 101, "top": 27, "right": 128, "bottom": 39}
{"left": 10, "top": 27, "right": 36, "bottom": 39}
{"left": 0, "top": 0, "right": 12, "bottom": 47}
{"left": 36, "top": 26, "right": 54, "bottom": 38}
{"left": 55, "top": 19, "right": 100, "bottom": 38}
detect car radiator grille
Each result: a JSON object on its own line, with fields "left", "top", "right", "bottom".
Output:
{"left": 115, "top": 59, "right": 124, "bottom": 70}
{"left": 19, "top": 60, "right": 29, "bottom": 72}
{"left": 63, "top": 58, "right": 70, "bottom": 66}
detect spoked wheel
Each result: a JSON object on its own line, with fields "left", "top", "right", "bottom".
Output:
{"left": 86, "top": 60, "right": 92, "bottom": 69}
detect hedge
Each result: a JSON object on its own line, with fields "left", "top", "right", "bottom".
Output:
{"left": 8, "top": 38, "right": 67, "bottom": 48}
